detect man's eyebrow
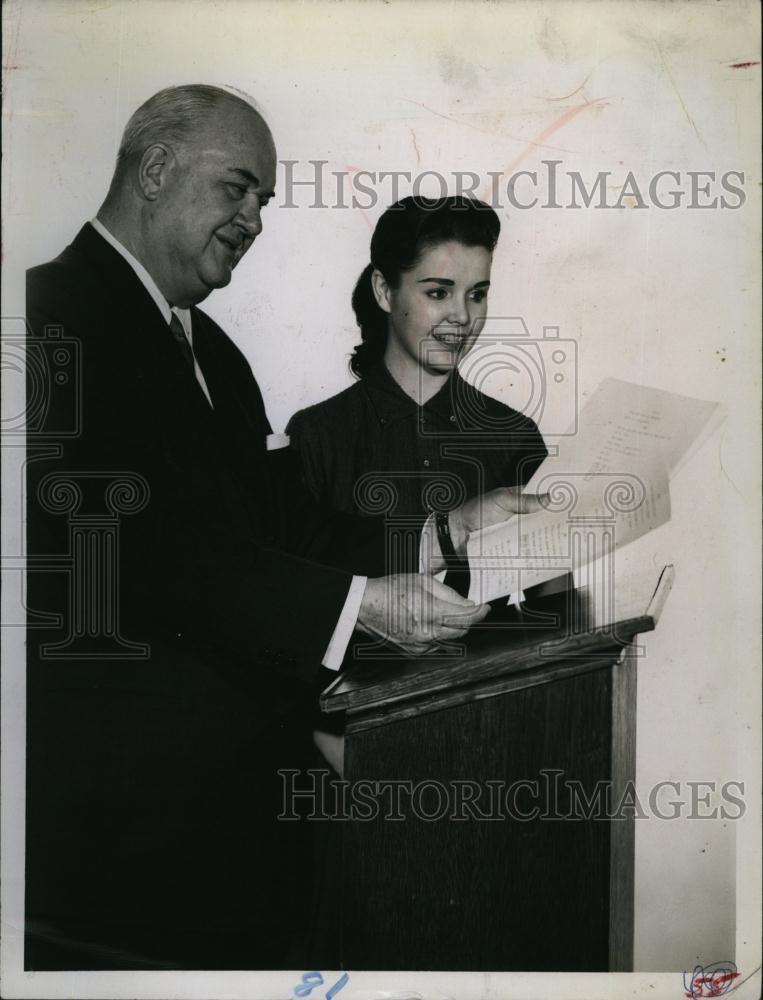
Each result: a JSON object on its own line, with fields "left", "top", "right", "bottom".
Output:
{"left": 227, "top": 167, "right": 275, "bottom": 198}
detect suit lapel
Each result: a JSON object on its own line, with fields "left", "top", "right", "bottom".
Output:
{"left": 190, "top": 309, "right": 269, "bottom": 490}
{"left": 67, "top": 224, "right": 272, "bottom": 514}
{"left": 72, "top": 224, "right": 226, "bottom": 414}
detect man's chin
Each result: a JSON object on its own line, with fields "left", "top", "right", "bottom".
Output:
{"left": 208, "top": 264, "right": 235, "bottom": 289}
{"left": 187, "top": 268, "right": 233, "bottom": 304}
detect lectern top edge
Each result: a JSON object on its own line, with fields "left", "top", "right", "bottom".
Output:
{"left": 320, "top": 613, "right": 653, "bottom": 715}
{"left": 321, "top": 565, "right": 674, "bottom": 716}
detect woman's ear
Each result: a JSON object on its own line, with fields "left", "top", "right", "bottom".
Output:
{"left": 371, "top": 268, "right": 393, "bottom": 314}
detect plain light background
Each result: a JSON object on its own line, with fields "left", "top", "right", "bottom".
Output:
{"left": 2, "top": 0, "right": 760, "bottom": 985}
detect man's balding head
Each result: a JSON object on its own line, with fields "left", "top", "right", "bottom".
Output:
{"left": 111, "top": 84, "right": 270, "bottom": 187}
{"left": 100, "top": 84, "right": 277, "bottom": 307}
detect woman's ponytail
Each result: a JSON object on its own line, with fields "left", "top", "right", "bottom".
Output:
{"left": 349, "top": 263, "right": 388, "bottom": 378}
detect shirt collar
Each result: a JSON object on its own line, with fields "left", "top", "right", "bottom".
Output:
{"left": 90, "top": 218, "right": 191, "bottom": 333}
{"left": 362, "top": 362, "right": 460, "bottom": 426}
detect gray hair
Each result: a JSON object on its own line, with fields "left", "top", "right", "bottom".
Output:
{"left": 114, "top": 84, "right": 265, "bottom": 176}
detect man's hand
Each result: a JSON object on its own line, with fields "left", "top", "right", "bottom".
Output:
{"left": 357, "top": 574, "right": 490, "bottom": 656}
{"left": 448, "top": 486, "right": 548, "bottom": 555}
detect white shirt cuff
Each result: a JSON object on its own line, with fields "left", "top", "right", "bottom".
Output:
{"left": 420, "top": 512, "right": 445, "bottom": 575}
{"left": 322, "top": 575, "right": 368, "bottom": 671}
{"left": 323, "top": 516, "right": 446, "bottom": 671}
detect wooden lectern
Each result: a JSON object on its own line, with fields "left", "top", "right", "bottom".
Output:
{"left": 319, "top": 566, "right": 674, "bottom": 972}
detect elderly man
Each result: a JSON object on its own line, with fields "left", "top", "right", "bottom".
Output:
{"left": 25, "top": 84, "right": 538, "bottom": 970}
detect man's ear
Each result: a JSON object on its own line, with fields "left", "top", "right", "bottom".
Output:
{"left": 138, "top": 143, "right": 172, "bottom": 201}
{"left": 371, "top": 268, "right": 393, "bottom": 315}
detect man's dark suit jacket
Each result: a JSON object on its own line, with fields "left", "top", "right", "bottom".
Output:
{"left": 24, "top": 223, "right": 395, "bottom": 970}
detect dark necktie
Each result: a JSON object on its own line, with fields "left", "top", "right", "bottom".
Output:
{"left": 169, "top": 312, "right": 195, "bottom": 370}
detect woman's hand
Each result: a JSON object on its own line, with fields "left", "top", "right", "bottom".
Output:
{"left": 448, "top": 486, "right": 548, "bottom": 555}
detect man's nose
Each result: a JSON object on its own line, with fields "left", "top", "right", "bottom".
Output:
{"left": 236, "top": 197, "right": 263, "bottom": 239}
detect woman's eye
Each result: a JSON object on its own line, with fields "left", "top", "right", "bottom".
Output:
{"left": 426, "top": 288, "right": 448, "bottom": 300}
{"left": 470, "top": 290, "right": 488, "bottom": 303}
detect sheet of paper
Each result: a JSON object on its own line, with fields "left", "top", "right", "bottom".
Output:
{"left": 525, "top": 377, "right": 725, "bottom": 490}
{"left": 467, "top": 475, "right": 671, "bottom": 603}
{"left": 466, "top": 378, "right": 720, "bottom": 603}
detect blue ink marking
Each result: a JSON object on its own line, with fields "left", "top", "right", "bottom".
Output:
{"left": 294, "top": 971, "right": 324, "bottom": 997}
{"left": 325, "top": 972, "right": 350, "bottom": 1000}
{"left": 293, "top": 971, "right": 350, "bottom": 999}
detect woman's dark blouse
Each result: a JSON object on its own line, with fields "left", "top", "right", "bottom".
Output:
{"left": 287, "top": 363, "right": 547, "bottom": 519}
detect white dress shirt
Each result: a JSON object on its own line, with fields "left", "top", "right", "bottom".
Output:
{"left": 90, "top": 218, "right": 365, "bottom": 670}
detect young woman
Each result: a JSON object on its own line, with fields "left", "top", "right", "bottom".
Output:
{"left": 289, "top": 197, "right": 550, "bottom": 965}
{"left": 287, "top": 195, "right": 547, "bottom": 528}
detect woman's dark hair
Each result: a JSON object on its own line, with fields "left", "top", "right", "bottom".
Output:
{"left": 350, "top": 195, "right": 500, "bottom": 378}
